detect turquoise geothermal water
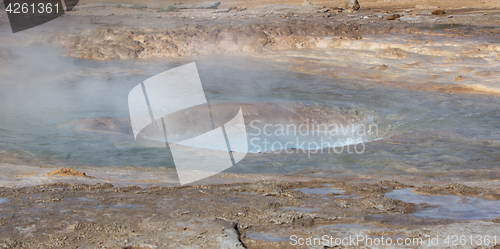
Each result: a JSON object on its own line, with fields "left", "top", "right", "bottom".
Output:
{"left": 0, "top": 46, "right": 499, "bottom": 182}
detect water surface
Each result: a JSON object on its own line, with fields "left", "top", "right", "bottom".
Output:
{"left": 1, "top": 45, "right": 500, "bottom": 181}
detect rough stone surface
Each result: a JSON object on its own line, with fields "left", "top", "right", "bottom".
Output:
{"left": 63, "top": 23, "right": 407, "bottom": 60}
{"left": 46, "top": 168, "right": 90, "bottom": 177}
{"left": 345, "top": 0, "right": 360, "bottom": 12}
{"left": 432, "top": 9, "right": 446, "bottom": 15}
{"left": 387, "top": 14, "right": 401, "bottom": 20}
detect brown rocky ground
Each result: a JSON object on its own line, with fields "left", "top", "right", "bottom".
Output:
{"left": 3, "top": 1, "right": 500, "bottom": 98}
{"left": 43, "top": 9, "right": 500, "bottom": 61}
{"left": 2, "top": 1, "right": 500, "bottom": 59}
{"left": 0, "top": 178, "right": 499, "bottom": 248}
{"left": 73, "top": 0, "right": 500, "bottom": 11}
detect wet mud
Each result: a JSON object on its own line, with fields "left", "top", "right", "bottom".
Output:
{"left": 0, "top": 179, "right": 498, "bottom": 248}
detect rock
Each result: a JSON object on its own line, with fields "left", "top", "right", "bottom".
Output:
{"left": 72, "top": 28, "right": 143, "bottom": 60}
{"left": 376, "top": 48, "right": 410, "bottom": 59}
{"left": 46, "top": 168, "right": 90, "bottom": 177}
{"left": 386, "top": 14, "right": 401, "bottom": 20}
{"left": 431, "top": 9, "right": 445, "bottom": 15}
{"left": 216, "top": 221, "right": 246, "bottom": 249}
{"left": 371, "top": 64, "right": 388, "bottom": 71}
{"left": 317, "top": 7, "right": 329, "bottom": 13}
{"left": 174, "top": 1, "right": 220, "bottom": 9}
{"left": 119, "top": 4, "right": 147, "bottom": 9}
{"left": 345, "top": 0, "right": 360, "bottom": 12}
{"left": 301, "top": 0, "right": 313, "bottom": 6}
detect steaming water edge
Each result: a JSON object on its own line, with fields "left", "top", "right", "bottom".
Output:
{"left": 1, "top": 46, "right": 500, "bottom": 179}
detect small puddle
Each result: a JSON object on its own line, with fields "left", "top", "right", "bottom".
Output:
{"left": 281, "top": 207, "right": 317, "bottom": 212}
{"left": 91, "top": 204, "right": 141, "bottom": 209}
{"left": 0, "top": 198, "right": 9, "bottom": 205}
{"left": 246, "top": 232, "right": 289, "bottom": 242}
{"left": 386, "top": 188, "right": 500, "bottom": 220}
{"left": 295, "top": 187, "right": 345, "bottom": 195}
{"left": 78, "top": 197, "right": 93, "bottom": 202}
{"left": 111, "top": 204, "right": 140, "bottom": 209}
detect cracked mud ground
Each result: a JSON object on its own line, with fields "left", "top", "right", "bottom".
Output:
{"left": 0, "top": 180, "right": 499, "bottom": 248}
